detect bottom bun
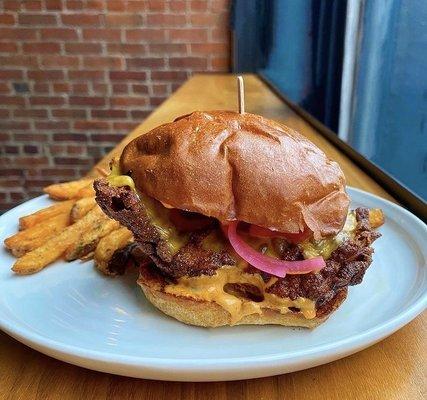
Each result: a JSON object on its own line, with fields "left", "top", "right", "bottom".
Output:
{"left": 137, "top": 265, "right": 347, "bottom": 329}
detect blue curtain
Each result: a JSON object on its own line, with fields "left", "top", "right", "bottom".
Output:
{"left": 349, "top": 0, "right": 427, "bottom": 200}
{"left": 232, "top": 0, "right": 347, "bottom": 133}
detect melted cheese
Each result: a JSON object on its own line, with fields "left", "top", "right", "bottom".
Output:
{"left": 107, "top": 159, "right": 135, "bottom": 190}
{"left": 165, "top": 266, "right": 316, "bottom": 324}
{"left": 300, "top": 212, "right": 357, "bottom": 259}
{"left": 107, "top": 174, "right": 135, "bottom": 190}
{"left": 106, "top": 160, "right": 188, "bottom": 255}
{"left": 139, "top": 194, "right": 188, "bottom": 255}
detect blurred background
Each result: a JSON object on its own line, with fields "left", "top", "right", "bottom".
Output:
{"left": 0, "top": 0, "right": 231, "bottom": 212}
{"left": 0, "top": 0, "right": 426, "bottom": 212}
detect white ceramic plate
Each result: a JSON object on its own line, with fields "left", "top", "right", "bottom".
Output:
{"left": 0, "top": 187, "right": 426, "bottom": 381}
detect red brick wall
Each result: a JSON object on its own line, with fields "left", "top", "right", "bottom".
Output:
{"left": 0, "top": 0, "right": 231, "bottom": 212}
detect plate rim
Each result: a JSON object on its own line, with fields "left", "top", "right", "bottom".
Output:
{"left": 0, "top": 187, "right": 426, "bottom": 377}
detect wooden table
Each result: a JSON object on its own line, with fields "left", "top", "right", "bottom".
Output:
{"left": 1, "top": 74, "right": 425, "bottom": 400}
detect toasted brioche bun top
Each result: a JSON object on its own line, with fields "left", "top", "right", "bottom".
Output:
{"left": 120, "top": 110, "right": 350, "bottom": 238}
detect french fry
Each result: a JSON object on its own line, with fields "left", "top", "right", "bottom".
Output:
{"left": 64, "top": 216, "right": 120, "bottom": 261}
{"left": 75, "top": 183, "right": 96, "bottom": 199}
{"left": 43, "top": 178, "right": 94, "bottom": 200}
{"left": 80, "top": 251, "right": 94, "bottom": 261}
{"left": 12, "top": 206, "right": 106, "bottom": 275}
{"left": 369, "top": 208, "right": 385, "bottom": 228}
{"left": 5, "top": 212, "right": 71, "bottom": 257}
{"left": 94, "top": 227, "right": 133, "bottom": 275}
{"left": 18, "top": 200, "right": 74, "bottom": 230}
{"left": 70, "top": 197, "right": 96, "bottom": 223}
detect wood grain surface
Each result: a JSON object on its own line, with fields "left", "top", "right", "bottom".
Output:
{"left": 1, "top": 74, "right": 425, "bottom": 400}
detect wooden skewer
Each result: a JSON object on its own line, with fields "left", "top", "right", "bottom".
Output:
{"left": 237, "top": 75, "right": 245, "bottom": 114}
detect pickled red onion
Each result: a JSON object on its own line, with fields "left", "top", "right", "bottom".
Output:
{"left": 226, "top": 221, "right": 325, "bottom": 278}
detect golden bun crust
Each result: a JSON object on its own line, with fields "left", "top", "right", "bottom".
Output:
{"left": 121, "top": 111, "right": 349, "bottom": 238}
{"left": 137, "top": 265, "right": 347, "bottom": 329}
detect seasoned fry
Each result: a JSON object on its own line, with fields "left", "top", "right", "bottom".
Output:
{"left": 369, "top": 208, "right": 385, "bottom": 228}
{"left": 43, "top": 178, "right": 94, "bottom": 200}
{"left": 75, "top": 183, "right": 96, "bottom": 199}
{"left": 94, "top": 227, "right": 133, "bottom": 275}
{"left": 18, "top": 200, "right": 74, "bottom": 230}
{"left": 80, "top": 251, "right": 94, "bottom": 261}
{"left": 64, "top": 216, "right": 120, "bottom": 261}
{"left": 70, "top": 197, "right": 96, "bottom": 223}
{"left": 5, "top": 213, "right": 71, "bottom": 257}
{"left": 12, "top": 206, "right": 105, "bottom": 275}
